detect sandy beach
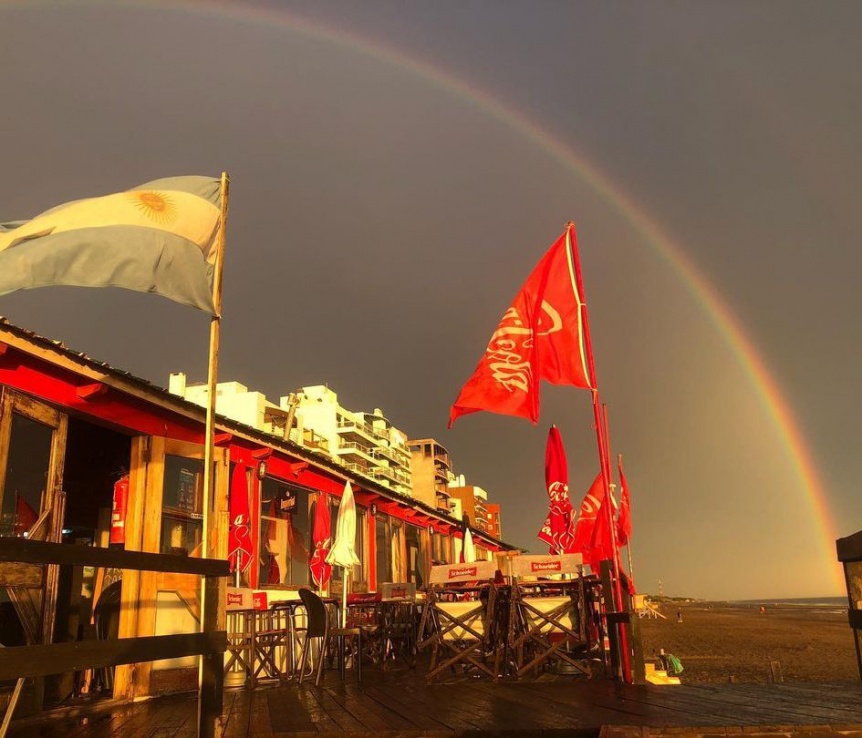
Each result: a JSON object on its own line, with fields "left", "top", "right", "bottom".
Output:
{"left": 638, "top": 600, "right": 858, "bottom": 684}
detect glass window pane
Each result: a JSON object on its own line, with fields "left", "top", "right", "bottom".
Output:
{"left": 160, "top": 456, "right": 204, "bottom": 556}
{"left": 375, "top": 515, "right": 389, "bottom": 584}
{"left": 1, "top": 413, "right": 53, "bottom": 538}
{"left": 259, "top": 479, "right": 309, "bottom": 586}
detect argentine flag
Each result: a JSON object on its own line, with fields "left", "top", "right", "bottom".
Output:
{"left": 0, "top": 175, "right": 222, "bottom": 314}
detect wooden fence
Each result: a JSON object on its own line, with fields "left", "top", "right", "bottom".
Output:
{"left": 0, "top": 537, "right": 228, "bottom": 738}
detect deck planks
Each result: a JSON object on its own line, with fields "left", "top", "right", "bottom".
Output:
{"left": 8, "top": 664, "right": 862, "bottom": 737}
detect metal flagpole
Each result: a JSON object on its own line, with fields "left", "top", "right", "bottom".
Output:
{"left": 565, "top": 222, "right": 632, "bottom": 683}
{"left": 198, "top": 171, "right": 230, "bottom": 734}
{"left": 618, "top": 454, "right": 636, "bottom": 585}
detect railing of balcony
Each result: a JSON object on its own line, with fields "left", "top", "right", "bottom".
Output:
{"left": 337, "top": 441, "right": 377, "bottom": 458}
{"left": 302, "top": 429, "right": 329, "bottom": 453}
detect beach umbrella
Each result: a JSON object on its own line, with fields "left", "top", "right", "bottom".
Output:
{"left": 309, "top": 492, "right": 332, "bottom": 591}
{"left": 463, "top": 525, "right": 477, "bottom": 564}
{"left": 227, "top": 463, "right": 253, "bottom": 584}
{"left": 537, "top": 426, "right": 576, "bottom": 554}
{"left": 326, "top": 481, "right": 360, "bottom": 626}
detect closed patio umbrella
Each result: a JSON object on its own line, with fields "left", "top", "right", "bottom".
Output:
{"left": 326, "top": 481, "right": 360, "bottom": 626}
{"left": 462, "top": 525, "right": 477, "bottom": 564}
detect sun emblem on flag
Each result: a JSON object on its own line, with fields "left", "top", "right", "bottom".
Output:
{"left": 129, "top": 190, "right": 177, "bottom": 225}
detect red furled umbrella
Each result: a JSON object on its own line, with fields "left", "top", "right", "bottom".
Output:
{"left": 537, "top": 425, "right": 576, "bottom": 554}
{"left": 228, "top": 463, "right": 253, "bottom": 576}
{"left": 309, "top": 492, "right": 332, "bottom": 590}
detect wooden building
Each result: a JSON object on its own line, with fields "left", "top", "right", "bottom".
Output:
{"left": 0, "top": 319, "right": 516, "bottom": 708}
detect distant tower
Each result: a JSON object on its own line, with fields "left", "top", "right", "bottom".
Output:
{"left": 658, "top": 580, "right": 664, "bottom": 598}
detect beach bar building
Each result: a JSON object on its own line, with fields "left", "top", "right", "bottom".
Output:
{"left": 0, "top": 318, "right": 515, "bottom": 715}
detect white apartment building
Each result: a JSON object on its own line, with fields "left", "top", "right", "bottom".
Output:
{"left": 287, "top": 386, "right": 412, "bottom": 497}
{"left": 168, "top": 374, "right": 411, "bottom": 497}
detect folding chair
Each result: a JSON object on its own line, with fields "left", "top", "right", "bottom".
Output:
{"left": 418, "top": 560, "right": 500, "bottom": 682}
{"left": 379, "top": 582, "right": 418, "bottom": 670}
{"left": 509, "top": 554, "right": 592, "bottom": 678}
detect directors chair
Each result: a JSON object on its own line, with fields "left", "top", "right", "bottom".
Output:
{"left": 509, "top": 553, "right": 592, "bottom": 678}
{"left": 418, "top": 560, "right": 500, "bottom": 682}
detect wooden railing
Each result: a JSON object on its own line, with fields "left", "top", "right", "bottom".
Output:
{"left": 0, "top": 537, "right": 229, "bottom": 738}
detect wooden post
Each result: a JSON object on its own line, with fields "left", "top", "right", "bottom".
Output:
{"left": 197, "top": 574, "right": 223, "bottom": 738}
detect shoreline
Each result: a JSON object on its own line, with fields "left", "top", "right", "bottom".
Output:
{"left": 638, "top": 599, "right": 858, "bottom": 684}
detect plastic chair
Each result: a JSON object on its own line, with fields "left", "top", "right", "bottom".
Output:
{"left": 297, "top": 588, "right": 361, "bottom": 686}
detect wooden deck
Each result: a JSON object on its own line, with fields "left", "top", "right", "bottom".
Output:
{"left": 9, "top": 667, "right": 862, "bottom": 737}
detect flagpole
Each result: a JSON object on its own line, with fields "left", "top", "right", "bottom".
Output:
{"left": 202, "top": 171, "right": 230, "bottom": 563}
{"left": 566, "top": 222, "right": 631, "bottom": 683}
{"left": 199, "top": 172, "right": 229, "bottom": 729}
{"left": 618, "top": 454, "right": 636, "bottom": 586}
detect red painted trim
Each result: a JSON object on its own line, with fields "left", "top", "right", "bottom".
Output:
{"left": 251, "top": 447, "right": 273, "bottom": 460}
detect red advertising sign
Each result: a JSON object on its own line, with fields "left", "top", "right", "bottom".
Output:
{"left": 252, "top": 591, "right": 268, "bottom": 611}
{"left": 448, "top": 566, "right": 478, "bottom": 579}
{"left": 531, "top": 561, "right": 562, "bottom": 573}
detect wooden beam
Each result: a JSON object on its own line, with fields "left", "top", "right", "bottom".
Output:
{"left": 75, "top": 382, "right": 107, "bottom": 401}
{"left": 0, "top": 632, "right": 226, "bottom": 682}
{"left": 0, "top": 537, "right": 229, "bottom": 577}
{"left": 214, "top": 432, "right": 233, "bottom": 447}
{"left": 251, "top": 447, "right": 272, "bottom": 460}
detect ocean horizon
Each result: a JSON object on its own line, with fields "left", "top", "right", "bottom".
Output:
{"left": 732, "top": 596, "right": 846, "bottom": 608}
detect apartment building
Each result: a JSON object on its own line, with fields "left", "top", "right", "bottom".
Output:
{"left": 288, "top": 385, "right": 413, "bottom": 497}
{"left": 408, "top": 438, "right": 453, "bottom": 513}
{"left": 168, "top": 377, "right": 411, "bottom": 497}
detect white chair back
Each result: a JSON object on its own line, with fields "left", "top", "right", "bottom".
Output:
{"left": 428, "top": 560, "right": 497, "bottom": 584}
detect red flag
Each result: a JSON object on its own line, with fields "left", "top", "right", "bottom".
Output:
{"left": 309, "top": 493, "right": 332, "bottom": 590}
{"left": 537, "top": 426, "right": 576, "bottom": 554}
{"left": 587, "top": 492, "right": 616, "bottom": 571}
{"left": 228, "top": 464, "right": 253, "bottom": 573}
{"left": 617, "top": 460, "right": 632, "bottom": 548}
{"left": 449, "top": 223, "right": 593, "bottom": 426}
{"left": 571, "top": 473, "right": 604, "bottom": 556}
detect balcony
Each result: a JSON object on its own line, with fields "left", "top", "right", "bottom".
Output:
{"left": 372, "top": 464, "right": 412, "bottom": 488}
{"left": 336, "top": 441, "right": 378, "bottom": 465}
{"left": 302, "top": 429, "right": 329, "bottom": 454}
{"left": 343, "top": 462, "right": 374, "bottom": 478}
{"left": 372, "top": 444, "right": 410, "bottom": 466}
{"left": 336, "top": 415, "right": 378, "bottom": 443}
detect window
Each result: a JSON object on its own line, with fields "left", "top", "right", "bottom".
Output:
{"left": 330, "top": 500, "right": 366, "bottom": 587}
{"left": 432, "top": 531, "right": 451, "bottom": 564}
{"left": 259, "top": 479, "right": 309, "bottom": 586}
{"left": 375, "top": 514, "right": 390, "bottom": 584}
{"left": 160, "top": 456, "right": 204, "bottom": 556}
{"left": 405, "top": 524, "right": 422, "bottom": 586}
{"left": 1, "top": 413, "right": 53, "bottom": 538}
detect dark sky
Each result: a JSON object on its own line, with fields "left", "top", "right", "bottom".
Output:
{"left": 2, "top": 0, "right": 861, "bottom": 599}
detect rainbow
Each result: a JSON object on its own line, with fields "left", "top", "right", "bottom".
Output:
{"left": 3, "top": 0, "right": 844, "bottom": 590}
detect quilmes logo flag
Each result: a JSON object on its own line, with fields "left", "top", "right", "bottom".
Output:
{"left": 448, "top": 566, "right": 478, "bottom": 579}
{"left": 531, "top": 561, "right": 563, "bottom": 573}
{"left": 227, "top": 592, "right": 245, "bottom": 606}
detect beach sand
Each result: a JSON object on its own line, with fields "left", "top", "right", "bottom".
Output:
{"left": 638, "top": 600, "right": 859, "bottom": 683}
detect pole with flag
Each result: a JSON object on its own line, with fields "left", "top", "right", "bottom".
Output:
{"left": 449, "top": 222, "right": 631, "bottom": 681}
{"left": 0, "top": 172, "right": 232, "bottom": 729}
{"left": 617, "top": 454, "right": 635, "bottom": 588}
